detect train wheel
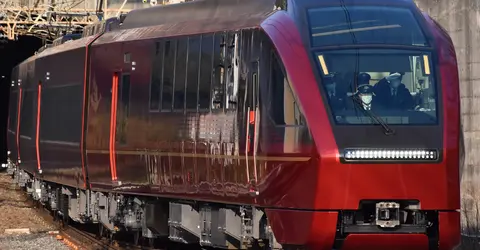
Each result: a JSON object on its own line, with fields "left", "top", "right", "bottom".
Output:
{"left": 108, "top": 232, "right": 114, "bottom": 245}
{"left": 59, "top": 218, "right": 66, "bottom": 229}
{"left": 96, "top": 223, "right": 104, "bottom": 239}
{"left": 148, "top": 237, "right": 155, "bottom": 248}
{"left": 62, "top": 215, "right": 69, "bottom": 228}
{"left": 133, "top": 231, "right": 140, "bottom": 245}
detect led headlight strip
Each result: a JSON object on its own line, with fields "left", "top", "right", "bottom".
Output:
{"left": 342, "top": 148, "right": 439, "bottom": 162}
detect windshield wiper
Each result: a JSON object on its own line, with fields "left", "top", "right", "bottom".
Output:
{"left": 350, "top": 96, "right": 396, "bottom": 136}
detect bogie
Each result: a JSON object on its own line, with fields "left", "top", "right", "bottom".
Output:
{"left": 5, "top": 161, "right": 280, "bottom": 249}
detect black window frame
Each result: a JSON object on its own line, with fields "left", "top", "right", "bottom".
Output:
{"left": 161, "top": 39, "right": 177, "bottom": 112}
{"left": 186, "top": 35, "right": 202, "bottom": 112}
{"left": 148, "top": 31, "right": 246, "bottom": 114}
{"left": 267, "top": 49, "right": 306, "bottom": 128}
{"left": 119, "top": 72, "right": 131, "bottom": 117}
{"left": 173, "top": 37, "right": 188, "bottom": 112}
{"left": 148, "top": 40, "right": 164, "bottom": 112}
{"left": 198, "top": 33, "right": 215, "bottom": 112}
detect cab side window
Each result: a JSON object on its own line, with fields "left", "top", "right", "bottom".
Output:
{"left": 269, "top": 52, "right": 305, "bottom": 126}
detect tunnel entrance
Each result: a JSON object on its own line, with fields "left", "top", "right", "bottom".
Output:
{"left": 0, "top": 36, "right": 42, "bottom": 163}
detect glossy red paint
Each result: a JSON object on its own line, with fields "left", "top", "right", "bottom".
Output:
{"left": 341, "top": 234, "right": 429, "bottom": 250}
{"left": 85, "top": 31, "right": 317, "bottom": 208}
{"left": 262, "top": 9, "right": 459, "bottom": 211}
{"left": 426, "top": 13, "right": 462, "bottom": 249}
{"left": 85, "top": 40, "right": 125, "bottom": 188}
{"left": 35, "top": 44, "right": 87, "bottom": 188}
{"left": 438, "top": 212, "right": 461, "bottom": 250}
{"left": 81, "top": 33, "right": 104, "bottom": 189}
{"left": 426, "top": 13, "right": 461, "bottom": 211}
{"left": 265, "top": 209, "right": 337, "bottom": 249}
{"left": 261, "top": 8, "right": 460, "bottom": 249}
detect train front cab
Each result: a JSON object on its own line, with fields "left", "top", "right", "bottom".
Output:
{"left": 261, "top": 1, "right": 461, "bottom": 250}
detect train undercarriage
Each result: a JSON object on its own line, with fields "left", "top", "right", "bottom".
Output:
{"left": 5, "top": 162, "right": 282, "bottom": 250}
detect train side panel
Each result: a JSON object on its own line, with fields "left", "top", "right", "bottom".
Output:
{"left": 111, "top": 40, "right": 152, "bottom": 187}
{"left": 35, "top": 38, "right": 92, "bottom": 188}
{"left": 86, "top": 41, "right": 125, "bottom": 189}
{"left": 88, "top": 24, "right": 316, "bottom": 208}
{"left": 7, "top": 67, "right": 20, "bottom": 162}
{"left": 18, "top": 59, "right": 38, "bottom": 175}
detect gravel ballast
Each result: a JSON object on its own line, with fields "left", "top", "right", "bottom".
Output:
{"left": 0, "top": 234, "right": 70, "bottom": 250}
{"left": 0, "top": 172, "right": 70, "bottom": 250}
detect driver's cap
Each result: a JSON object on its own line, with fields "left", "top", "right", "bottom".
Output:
{"left": 357, "top": 84, "right": 374, "bottom": 94}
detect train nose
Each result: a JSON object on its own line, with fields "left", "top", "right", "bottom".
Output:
{"left": 338, "top": 234, "right": 429, "bottom": 250}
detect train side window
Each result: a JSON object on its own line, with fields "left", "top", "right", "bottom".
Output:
{"left": 162, "top": 40, "right": 176, "bottom": 111}
{"left": 269, "top": 52, "right": 304, "bottom": 126}
{"left": 174, "top": 38, "right": 187, "bottom": 110}
{"left": 211, "top": 32, "right": 225, "bottom": 110}
{"left": 119, "top": 73, "right": 131, "bottom": 117}
{"left": 186, "top": 35, "right": 201, "bottom": 110}
{"left": 198, "top": 34, "right": 213, "bottom": 110}
{"left": 149, "top": 40, "right": 164, "bottom": 111}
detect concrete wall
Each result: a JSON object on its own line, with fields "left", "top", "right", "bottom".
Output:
{"left": 415, "top": 0, "right": 480, "bottom": 247}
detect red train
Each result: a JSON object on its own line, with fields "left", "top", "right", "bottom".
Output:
{"left": 3, "top": 0, "right": 463, "bottom": 249}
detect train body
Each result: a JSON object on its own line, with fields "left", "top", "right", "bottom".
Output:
{"left": 4, "top": 0, "right": 463, "bottom": 249}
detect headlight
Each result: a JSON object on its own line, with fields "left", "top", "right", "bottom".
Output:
{"left": 342, "top": 148, "right": 440, "bottom": 163}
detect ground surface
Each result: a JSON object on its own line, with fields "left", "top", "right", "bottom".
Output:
{"left": 0, "top": 172, "right": 70, "bottom": 250}
{"left": 0, "top": 234, "right": 69, "bottom": 250}
{"left": 0, "top": 172, "right": 54, "bottom": 233}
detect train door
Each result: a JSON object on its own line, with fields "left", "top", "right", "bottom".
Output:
{"left": 109, "top": 73, "right": 119, "bottom": 182}
{"left": 15, "top": 84, "right": 22, "bottom": 163}
{"left": 35, "top": 81, "right": 42, "bottom": 172}
{"left": 109, "top": 71, "right": 131, "bottom": 182}
{"left": 243, "top": 29, "right": 261, "bottom": 188}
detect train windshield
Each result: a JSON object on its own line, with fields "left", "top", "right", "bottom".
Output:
{"left": 314, "top": 49, "right": 438, "bottom": 125}
{"left": 307, "top": 6, "right": 428, "bottom": 47}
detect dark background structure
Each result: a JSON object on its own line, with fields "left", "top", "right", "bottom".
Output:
{"left": 0, "top": 36, "right": 42, "bottom": 163}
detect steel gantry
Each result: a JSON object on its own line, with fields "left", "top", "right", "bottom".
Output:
{"left": 0, "top": 0, "right": 169, "bottom": 42}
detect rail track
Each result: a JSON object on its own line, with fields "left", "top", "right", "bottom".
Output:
{"left": 16, "top": 188, "right": 165, "bottom": 250}
{"left": 3, "top": 172, "right": 225, "bottom": 250}
{"left": 34, "top": 205, "right": 166, "bottom": 250}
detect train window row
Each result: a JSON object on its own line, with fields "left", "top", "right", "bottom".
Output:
{"left": 146, "top": 28, "right": 307, "bottom": 128}
{"left": 149, "top": 32, "right": 236, "bottom": 112}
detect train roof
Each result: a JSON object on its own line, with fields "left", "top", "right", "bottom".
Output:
{"left": 289, "top": 0, "right": 416, "bottom": 6}
{"left": 120, "top": 0, "right": 277, "bottom": 30}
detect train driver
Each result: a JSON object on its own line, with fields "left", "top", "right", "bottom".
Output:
{"left": 356, "top": 73, "right": 375, "bottom": 110}
{"left": 373, "top": 72, "right": 415, "bottom": 110}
